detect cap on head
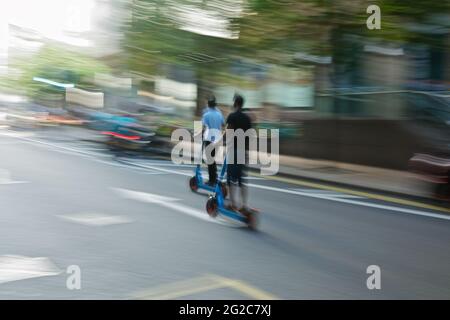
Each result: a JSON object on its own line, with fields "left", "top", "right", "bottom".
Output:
{"left": 233, "top": 94, "right": 244, "bottom": 108}
{"left": 207, "top": 95, "right": 216, "bottom": 108}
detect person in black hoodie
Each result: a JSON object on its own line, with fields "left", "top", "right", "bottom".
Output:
{"left": 225, "top": 94, "right": 257, "bottom": 215}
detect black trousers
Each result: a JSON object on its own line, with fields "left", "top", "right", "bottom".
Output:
{"left": 227, "top": 163, "right": 245, "bottom": 187}
{"left": 203, "top": 141, "right": 217, "bottom": 184}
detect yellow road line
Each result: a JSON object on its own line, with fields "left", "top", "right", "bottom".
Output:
{"left": 250, "top": 172, "right": 450, "bottom": 214}
{"left": 133, "top": 275, "right": 223, "bottom": 300}
{"left": 132, "top": 274, "right": 278, "bottom": 300}
{"left": 136, "top": 283, "right": 226, "bottom": 300}
{"left": 208, "top": 274, "right": 278, "bottom": 300}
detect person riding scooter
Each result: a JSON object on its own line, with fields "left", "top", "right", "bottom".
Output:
{"left": 225, "top": 94, "right": 257, "bottom": 216}
{"left": 202, "top": 95, "right": 225, "bottom": 186}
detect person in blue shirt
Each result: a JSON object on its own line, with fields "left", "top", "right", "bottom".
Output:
{"left": 201, "top": 95, "right": 225, "bottom": 185}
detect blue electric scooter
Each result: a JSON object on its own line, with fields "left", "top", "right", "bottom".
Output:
{"left": 189, "top": 146, "right": 228, "bottom": 198}
{"left": 205, "top": 157, "right": 258, "bottom": 230}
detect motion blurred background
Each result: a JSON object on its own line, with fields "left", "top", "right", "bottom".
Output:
{"left": 0, "top": 0, "right": 449, "bottom": 200}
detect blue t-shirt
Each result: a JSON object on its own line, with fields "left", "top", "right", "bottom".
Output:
{"left": 202, "top": 107, "right": 224, "bottom": 142}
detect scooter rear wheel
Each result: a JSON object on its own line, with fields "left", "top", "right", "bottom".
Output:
{"left": 246, "top": 213, "right": 259, "bottom": 231}
{"left": 206, "top": 197, "right": 218, "bottom": 217}
{"left": 189, "top": 176, "right": 198, "bottom": 192}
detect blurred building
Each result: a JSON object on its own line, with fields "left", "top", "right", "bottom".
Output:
{"left": 5, "top": 0, "right": 126, "bottom": 58}
{"left": 1, "top": 0, "right": 131, "bottom": 109}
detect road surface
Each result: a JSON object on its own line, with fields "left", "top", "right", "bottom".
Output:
{"left": 0, "top": 126, "right": 449, "bottom": 299}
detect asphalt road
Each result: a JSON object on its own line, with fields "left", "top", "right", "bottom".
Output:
{"left": 0, "top": 126, "right": 449, "bottom": 299}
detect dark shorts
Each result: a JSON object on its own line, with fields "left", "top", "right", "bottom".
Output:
{"left": 227, "top": 163, "right": 246, "bottom": 186}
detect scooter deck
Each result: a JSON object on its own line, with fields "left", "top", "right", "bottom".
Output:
{"left": 197, "top": 182, "right": 216, "bottom": 192}
{"left": 218, "top": 207, "right": 248, "bottom": 224}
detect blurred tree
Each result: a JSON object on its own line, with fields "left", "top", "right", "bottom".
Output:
{"left": 123, "top": 0, "right": 449, "bottom": 103}
{"left": 4, "top": 45, "right": 111, "bottom": 101}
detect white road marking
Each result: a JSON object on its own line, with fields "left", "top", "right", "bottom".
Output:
{"left": 0, "top": 130, "right": 35, "bottom": 138}
{"left": 118, "top": 159, "right": 192, "bottom": 176}
{"left": 0, "top": 255, "right": 62, "bottom": 284}
{"left": 0, "top": 132, "right": 109, "bottom": 158}
{"left": 0, "top": 181, "right": 29, "bottom": 185}
{"left": 3, "top": 130, "right": 449, "bottom": 221}
{"left": 122, "top": 159, "right": 261, "bottom": 180}
{"left": 88, "top": 158, "right": 166, "bottom": 175}
{"left": 57, "top": 212, "right": 133, "bottom": 226}
{"left": 292, "top": 188, "right": 365, "bottom": 199}
{"left": 122, "top": 159, "right": 196, "bottom": 168}
{"left": 0, "top": 169, "right": 29, "bottom": 185}
{"left": 113, "top": 188, "right": 234, "bottom": 226}
{"left": 0, "top": 132, "right": 166, "bottom": 175}
{"left": 253, "top": 184, "right": 450, "bottom": 221}
{"left": 105, "top": 160, "right": 450, "bottom": 221}
{"left": 113, "top": 188, "right": 180, "bottom": 203}
{"left": 0, "top": 141, "right": 27, "bottom": 145}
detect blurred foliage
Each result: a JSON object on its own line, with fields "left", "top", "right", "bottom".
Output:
{"left": 124, "top": 0, "right": 326, "bottom": 78}
{"left": 2, "top": 0, "right": 448, "bottom": 104}
{"left": 1, "top": 45, "right": 111, "bottom": 99}
{"left": 124, "top": 0, "right": 449, "bottom": 85}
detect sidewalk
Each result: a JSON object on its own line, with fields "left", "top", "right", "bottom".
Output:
{"left": 274, "top": 154, "right": 430, "bottom": 199}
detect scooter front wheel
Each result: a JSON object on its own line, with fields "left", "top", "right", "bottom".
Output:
{"left": 189, "top": 176, "right": 198, "bottom": 192}
{"left": 206, "top": 197, "right": 218, "bottom": 217}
